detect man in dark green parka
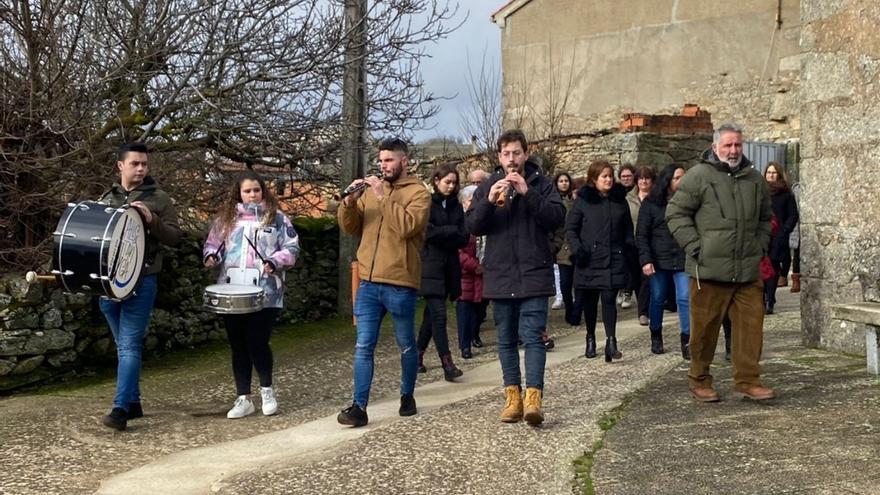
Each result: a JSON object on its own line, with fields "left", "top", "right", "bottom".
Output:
{"left": 666, "top": 123, "right": 775, "bottom": 402}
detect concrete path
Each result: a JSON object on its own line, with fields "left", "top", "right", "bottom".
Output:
{"left": 96, "top": 316, "right": 679, "bottom": 494}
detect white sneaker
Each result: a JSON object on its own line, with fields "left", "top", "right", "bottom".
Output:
{"left": 227, "top": 395, "right": 255, "bottom": 419}
{"left": 551, "top": 299, "right": 564, "bottom": 310}
{"left": 260, "top": 386, "right": 278, "bottom": 416}
{"left": 621, "top": 293, "right": 633, "bottom": 309}
{"left": 616, "top": 291, "right": 624, "bottom": 305}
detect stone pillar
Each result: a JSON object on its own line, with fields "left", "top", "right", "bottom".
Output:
{"left": 800, "top": 1, "right": 880, "bottom": 352}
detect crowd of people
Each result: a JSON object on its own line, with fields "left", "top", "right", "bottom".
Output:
{"left": 95, "top": 123, "right": 800, "bottom": 431}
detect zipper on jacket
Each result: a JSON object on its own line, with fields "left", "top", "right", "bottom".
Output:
{"left": 368, "top": 188, "right": 390, "bottom": 281}
{"left": 709, "top": 183, "right": 727, "bottom": 219}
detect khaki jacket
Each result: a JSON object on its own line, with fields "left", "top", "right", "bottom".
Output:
{"left": 338, "top": 175, "right": 431, "bottom": 289}
{"left": 99, "top": 176, "right": 181, "bottom": 277}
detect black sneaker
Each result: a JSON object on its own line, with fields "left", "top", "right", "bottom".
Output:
{"left": 127, "top": 402, "right": 144, "bottom": 420}
{"left": 399, "top": 394, "right": 417, "bottom": 417}
{"left": 102, "top": 407, "right": 128, "bottom": 431}
{"left": 337, "top": 403, "right": 368, "bottom": 427}
{"left": 472, "top": 337, "right": 483, "bottom": 348}
{"left": 461, "top": 348, "right": 473, "bottom": 359}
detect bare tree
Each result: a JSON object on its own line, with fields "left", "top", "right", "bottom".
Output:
{"left": 0, "top": 0, "right": 459, "bottom": 271}
{"left": 460, "top": 47, "right": 501, "bottom": 163}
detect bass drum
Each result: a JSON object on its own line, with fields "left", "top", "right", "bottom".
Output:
{"left": 52, "top": 201, "right": 146, "bottom": 300}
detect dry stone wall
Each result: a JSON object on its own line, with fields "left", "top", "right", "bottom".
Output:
{"left": 0, "top": 217, "right": 339, "bottom": 391}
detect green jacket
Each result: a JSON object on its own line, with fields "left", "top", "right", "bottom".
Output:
{"left": 665, "top": 150, "right": 772, "bottom": 283}
{"left": 99, "top": 176, "right": 182, "bottom": 277}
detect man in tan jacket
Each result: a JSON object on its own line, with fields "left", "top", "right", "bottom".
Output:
{"left": 336, "top": 138, "right": 431, "bottom": 427}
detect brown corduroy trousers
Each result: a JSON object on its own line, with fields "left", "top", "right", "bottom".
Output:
{"left": 688, "top": 278, "right": 765, "bottom": 390}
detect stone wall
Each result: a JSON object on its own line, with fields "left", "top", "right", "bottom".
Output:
{"left": 455, "top": 130, "right": 711, "bottom": 180}
{"left": 0, "top": 217, "right": 339, "bottom": 391}
{"left": 799, "top": 0, "right": 880, "bottom": 353}
{"left": 494, "top": 0, "right": 802, "bottom": 143}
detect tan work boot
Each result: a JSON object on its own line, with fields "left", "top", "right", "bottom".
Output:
{"left": 523, "top": 387, "right": 544, "bottom": 425}
{"left": 500, "top": 385, "right": 523, "bottom": 423}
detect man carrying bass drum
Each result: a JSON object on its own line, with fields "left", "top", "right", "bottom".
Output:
{"left": 99, "top": 142, "right": 181, "bottom": 431}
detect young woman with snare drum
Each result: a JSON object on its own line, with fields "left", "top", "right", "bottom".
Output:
{"left": 203, "top": 171, "right": 300, "bottom": 419}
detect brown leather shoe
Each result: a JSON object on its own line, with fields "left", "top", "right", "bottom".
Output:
{"left": 736, "top": 385, "right": 776, "bottom": 401}
{"left": 690, "top": 387, "right": 721, "bottom": 402}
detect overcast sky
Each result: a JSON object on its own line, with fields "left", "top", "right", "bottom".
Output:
{"left": 411, "top": 1, "right": 502, "bottom": 143}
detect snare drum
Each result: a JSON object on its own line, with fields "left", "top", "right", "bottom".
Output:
{"left": 203, "top": 284, "right": 265, "bottom": 314}
{"left": 52, "top": 201, "right": 146, "bottom": 300}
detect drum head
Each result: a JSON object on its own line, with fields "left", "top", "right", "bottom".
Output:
{"left": 205, "top": 284, "right": 264, "bottom": 296}
{"left": 105, "top": 207, "right": 146, "bottom": 299}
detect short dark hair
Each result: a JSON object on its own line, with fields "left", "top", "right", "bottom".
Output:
{"left": 379, "top": 137, "right": 409, "bottom": 155}
{"left": 117, "top": 142, "right": 149, "bottom": 161}
{"left": 497, "top": 129, "right": 528, "bottom": 153}
{"left": 617, "top": 163, "right": 636, "bottom": 179}
{"left": 586, "top": 160, "right": 614, "bottom": 187}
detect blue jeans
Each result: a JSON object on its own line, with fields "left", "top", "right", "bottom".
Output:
{"left": 99, "top": 275, "right": 158, "bottom": 411}
{"left": 493, "top": 297, "right": 548, "bottom": 389}
{"left": 648, "top": 270, "right": 690, "bottom": 336}
{"left": 352, "top": 281, "right": 418, "bottom": 408}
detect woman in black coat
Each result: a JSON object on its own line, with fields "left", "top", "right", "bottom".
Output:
{"left": 763, "top": 162, "right": 799, "bottom": 314}
{"left": 566, "top": 160, "right": 635, "bottom": 362}
{"left": 636, "top": 164, "right": 690, "bottom": 359}
{"left": 417, "top": 163, "right": 469, "bottom": 381}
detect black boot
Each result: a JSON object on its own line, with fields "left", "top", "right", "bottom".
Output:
{"left": 605, "top": 337, "right": 622, "bottom": 362}
{"left": 440, "top": 353, "right": 463, "bottom": 382}
{"left": 417, "top": 350, "right": 427, "bottom": 373}
{"left": 680, "top": 333, "right": 690, "bottom": 361}
{"left": 584, "top": 331, "right": 597, "bottom": 358}
{"left": 650, "top": 328, "right": 665, "bottom": 355}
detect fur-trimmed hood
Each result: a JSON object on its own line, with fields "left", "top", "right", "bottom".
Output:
{"left": 576, "top": 182, "right": 628, "bottom": 204}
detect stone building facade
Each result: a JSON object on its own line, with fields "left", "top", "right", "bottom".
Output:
{"left": 492, "top": 0, "right": 802, "bottom": 142}
{"left": 799, "top": 0, "right": 880, "bottom": 353}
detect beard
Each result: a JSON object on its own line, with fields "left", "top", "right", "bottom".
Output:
{"left": 722, "top": 155, "right": 742, "bottom": 169}
{"left": 383, "top": 166, "right": 403, "bottom": 183}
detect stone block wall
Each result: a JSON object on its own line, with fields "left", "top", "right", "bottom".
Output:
{"left": 456, "top": 130, "right": 711, "bottom": 181}
{"left": 799, "top": 0, "right": 880, "bottom": 353}
{"left": 0, "top": 217, "right": 339, "bottom": 391}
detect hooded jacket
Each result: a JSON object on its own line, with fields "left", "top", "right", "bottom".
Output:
{"left": 98, "top": 176, "right": 181, "bottom": 277}
{"left": 665, "top": 150, "right": 772, "bottom": 283}
{"left": 338, "top": 175, "right": 431, "bottom": 290}
{"left": 465, "top": 160, "right": 565, "bottom": 299}
{"left": 566, "top": 182, "right": 634, "bottom": 290}
{"left": 203, "top": 203, "right": 300, "bottom": 308}
{"left": 420, "top": 192, "right": 468, "bottom": 298}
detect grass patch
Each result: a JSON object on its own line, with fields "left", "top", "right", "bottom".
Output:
{"left": 572, "top": 395, "right": 634, "bottom": 494}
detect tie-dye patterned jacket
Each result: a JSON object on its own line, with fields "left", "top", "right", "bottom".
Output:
{"left": 203, "top": 203, "right": 300, "bottom": 308}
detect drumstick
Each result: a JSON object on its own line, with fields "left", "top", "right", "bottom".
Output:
{"left": 25, "top": 271, "right": 56, "bottom": 284}
{"left": 207, "top": 241, "right": 226, "bottom": 262}
{"left": 243, "top": 235, "right": 268, "bottom": 265}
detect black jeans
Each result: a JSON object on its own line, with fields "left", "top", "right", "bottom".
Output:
{"left": 223, "top": 308, "right": 278, "bottom": 396}
{"left": 576, "top": 289, "right": 618, "bottom": 339}
{"left": 417, "top": 297, "right": 451, "bottom": 357}
{"left": 558, "top": 264, "right": 576, "bottom": 321}
{"left": 763, "top": 259, "right": 785, "bottom": 308}
{"left": 792, "top": 248, "right": 800, "bottom": 273}
{"left": 637, "top": 275, "right": 650, "bottom": 317}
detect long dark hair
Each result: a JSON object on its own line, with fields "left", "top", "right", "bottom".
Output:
{"left": 215, "top": 170, "right": 281, "bottom": 238}
{"left": 430, "top": 162, "right": 460, "bottom": 197}
{"left": 554, "top": 172, "right": 574, "bottom": 199}
{"left": 648, "top": 164, "right": 685, "bottom": 205}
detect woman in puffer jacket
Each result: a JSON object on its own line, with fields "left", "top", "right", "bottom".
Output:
{"left": 566, "top": 160, "right": 635, "bottom": 363}
{"left": 203, "top": 170, "right": 300, "bottom": 419}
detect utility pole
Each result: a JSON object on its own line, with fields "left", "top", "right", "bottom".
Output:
{"left": 337, "top": 0, "right": 367, "bottom": 315}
